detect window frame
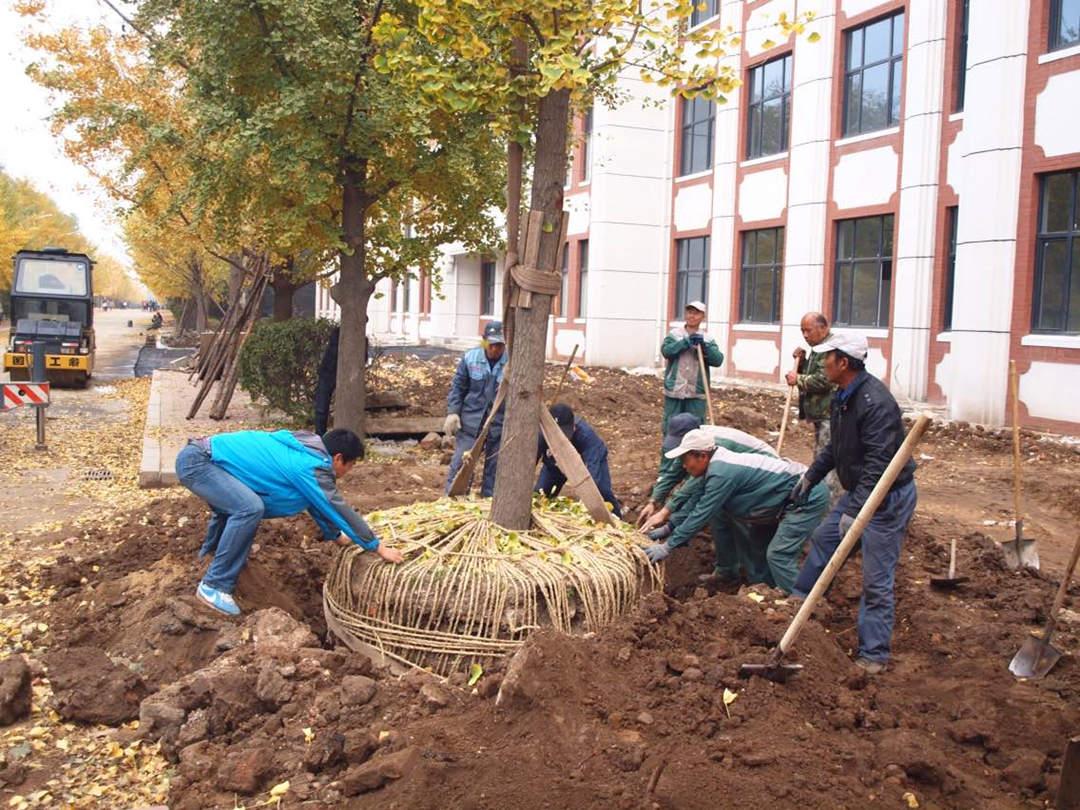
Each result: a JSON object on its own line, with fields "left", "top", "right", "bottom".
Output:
{"left": 577, "top": 240, "right": 589, "bottom": 318}
{"left": 1032, "top": 170, "right": 1080, "bottom": 334}
{"left": 679, "top": 96, "right": 715, "bottom": 176}
{"left": 690, "top": 0, "right": 718, "bottom": 28}
{"left": 480, "top": 259, "right": 496, "bottom": 317}
{"left": 674, "top": 235, "right": 710, "bottom": 315}
{"left": 745, "top": 53, "right": 793, "bottom": 160}
{"left": 1050, "top": 0, "right": 1080, "bottom": 51}
{"left": 842, "top": 11, "right": 906, "bottom": 137}
{"left": 580, "top": 107, "right": 593, "bottom": 183}
{"left": 943, "top": 206, "right": 958, "bottom": 331}
{"left": 832, "top": 214, "right": 895, "bottom": 329}
{"left": 739, "top": 227, "right": 784, "bottom": 324}
{"left": 953, "top": 0, "right": 968, "bottom": 112}
{"left": 558, "top": 244, "right": 569, "bottom": 318}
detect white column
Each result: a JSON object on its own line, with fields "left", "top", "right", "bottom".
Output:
{"left": 781, "top": 0, "right": 836, "bottom": 370}
{"left": 948, "top": 0, "right": 1029, "bottom": 426}
{"left": 892, "top": 0, "right": 947, "bottom": 400}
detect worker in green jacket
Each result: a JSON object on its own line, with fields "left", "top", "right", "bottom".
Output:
{"left": 642, "top": 429, "right": 829, "bottom": 594}
{"left": 786, "top": 312, "right": 841, "bottom": 504}
{"left": 660, "top": 301, "right": 724, "bottom": 434}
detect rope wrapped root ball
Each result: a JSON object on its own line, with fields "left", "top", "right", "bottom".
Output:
{"left": 323, "top": 496, "right": 662, "bottom": 677}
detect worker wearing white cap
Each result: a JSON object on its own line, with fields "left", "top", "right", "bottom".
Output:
{"left": 660, "top": 300, "right": 723, "bottom": 435}
{"left": 788, "top": 331, "right": 917, "bottom": 675}
{"left": 641, "top": 428, "right": 829, "bottom": 595}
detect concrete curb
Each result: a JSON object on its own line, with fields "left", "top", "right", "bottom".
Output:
{"left": 138, "top": 370, "right": 169, "bottom": 488}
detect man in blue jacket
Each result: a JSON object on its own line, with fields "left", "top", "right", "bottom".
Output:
{"left": 176, "top": 428, "right": 403, "bottom": 616}
{"left": 535, "top": 404, "right": 621, "bottom": 518}
{"left": 444, "top": 321, "right": 508, "bottom": 496}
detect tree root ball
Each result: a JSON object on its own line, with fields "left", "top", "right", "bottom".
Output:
{"left": 323, "top": 497, "right": 661, "bottom": 676}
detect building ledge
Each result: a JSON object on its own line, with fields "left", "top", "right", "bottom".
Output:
{"left": 1020, "top": 333, "right": 1080, "bottom": 350}
{"left": 732, "top": 322, "right": 781, "bottom": 333}
{"left": 835, "top": 126, "right": 900, "bottom": 148}
{"left": 674, "top": 168, "right": 712, "bottom": 184}
{"left": 740, "top": 152, "right": 788, "bottom": 169}
{"left": 1038, "top": 43, "right": 1080, "bottom": 65}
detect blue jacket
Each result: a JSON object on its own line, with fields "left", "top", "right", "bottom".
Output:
{"left": 446, "top": 346, "right": 507, "bottom": 436}
{"left": 207, "top": 430, "right": 378, "bottom": 549}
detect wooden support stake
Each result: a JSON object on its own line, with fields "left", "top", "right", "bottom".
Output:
{"left": 549, "top": 344, "right": 579, "bottom": 406}
{"left": 447, "top": 376, "right": 509, "bottom": 497}
{"left": 538, "top": 405, "right": 615, "bottom": 525}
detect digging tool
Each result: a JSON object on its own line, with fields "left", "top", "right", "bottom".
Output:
{"left": 1009, "top": 532, "right": 1080, "bottom": 679}
{"left": 776, "top": 360, "right": 798, "bottom": 455}
{"left": 447, "top": 377, "right": 508, "bottom": 497}
{"left": 739, "top": 413, "right": 932, "bottom": 683}
{"left": 1059, "top": 735, "right": 1080, "bottom": 810}
{"left": 1002, "top": 360, "right": 1040, "bottom": 570}
{"left": 696, "top": 344, "right": 715, "bottom": 425}
{"left": 930, "top": 537, "right": 969, "bottom": 589}
{"left": 548, "top": 344, "right": 579, "bottom": 405}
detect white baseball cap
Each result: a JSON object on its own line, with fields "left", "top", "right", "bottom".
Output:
{"left": 686, "top": 300, "right": 707, "bottom": 313}
{"left": 664, "top": 428, "right": 716, "bottom": 459}
{"left": 812, "top": 332, "right": 868, "bottom": 361}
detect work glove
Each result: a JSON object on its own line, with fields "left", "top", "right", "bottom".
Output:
{"left": 443, "top": 413, "right": 461, "bottom": 437}
{"left": 838, "top": 513, "right": 857, "bottom": 539}
{"left": 787, "top": 476, "right": 811, "bottom": 507}
{"left": 688, "top": 332, "right": 705, "bottom": 346}
{"left": 644, "top": 542, "right": 671, "bottom": 563}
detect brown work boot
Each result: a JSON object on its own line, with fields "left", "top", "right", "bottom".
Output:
{"left": 854, "top": 657, "right": 886, "bottom": 675}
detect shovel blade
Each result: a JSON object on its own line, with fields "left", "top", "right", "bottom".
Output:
{"left": 929, "top": 575, "right": 969, "bottom": 589}
{"left": 999, "top": 537, "right": 1040, "bottom": 571}
{"left": 1009, "top": 634, "right": 1062, "bottom": 679}
{"left": 738, "top": 662, "right": 803, "bottom": 683}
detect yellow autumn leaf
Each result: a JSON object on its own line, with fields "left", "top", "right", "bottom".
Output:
{"left": 747, "top": 592, "right": 764, "bottom": 603}
{"left": 903, "top": 793, "right": 919, "bottom": 809}
{"left": 722, "top": 687, "right": 738, "bottom": 718}
{"left": 467, "top": 663, "right": 483, "bottom": 687}
{"left": 302, "top": 727, "right": 314, "bottom": 744}
{"left": 269, "top": 781, "right": 290, "bottom": 797}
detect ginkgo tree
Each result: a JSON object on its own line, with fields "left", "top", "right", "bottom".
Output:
{"left": 376, "top": 0, "right": 814, "bottom": 527}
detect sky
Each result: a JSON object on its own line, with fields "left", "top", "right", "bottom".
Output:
{"left": 0, "top": 0, "right": 131, "bottom": 266}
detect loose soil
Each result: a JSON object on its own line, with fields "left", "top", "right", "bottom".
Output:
{"left": 3, "top": 358, "right": 1079, "bottom": 808}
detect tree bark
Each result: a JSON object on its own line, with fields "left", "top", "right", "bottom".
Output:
{"left": 489, "top": 89, "right": 571, "bottom": 530}
{"left": 271, "top": 274, "right": 296, "bottom": 321}
{"left": 332, "top": 162, "right": 372, "bottom": 437}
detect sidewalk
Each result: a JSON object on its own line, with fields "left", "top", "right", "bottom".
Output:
{"left": 138, "top": 369, "right": 282, "bottom": 487}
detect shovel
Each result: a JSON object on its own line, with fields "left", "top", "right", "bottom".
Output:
{"left": 930, "top": 537, "right": 969, "bottom": 589}
{"left": 1001, "top": 360, "right": 1040, "bottom": 570}
{"left": 740, "top": 413, "right": 931, "bottom": 683}
{"left": 1009, "top": 532, "right": 1080, "bottom": 679}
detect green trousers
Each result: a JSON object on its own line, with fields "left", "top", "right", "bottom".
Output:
{"left": 661, "top": 396, "right": 707, "bottom": 436}
{"left": 737, "top": 483, "right": 830, "bottom": 593}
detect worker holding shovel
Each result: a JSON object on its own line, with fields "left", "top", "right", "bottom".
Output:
{"left": 789, "top": 333, "right": 917, "bottom": 675}
{"left": 787, "top": 312, "right": 841, "bottom": 505}
{"left": 176, "top": 428, "right": 404, "bottom": 616}
{"left": 660, "top": 301, "right": 723, "bottom": 435}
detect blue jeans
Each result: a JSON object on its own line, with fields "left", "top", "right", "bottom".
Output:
{"left": 792, "top": 481, "right": 917, "bottom": 663}
{"left": 175, "top": 442, "right": 265, "bottom": 594}
{"left": 445, "top": 430, "right": 501, "bottom": 497}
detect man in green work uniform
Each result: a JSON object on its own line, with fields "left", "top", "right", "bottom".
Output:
{"left": 642, "top": 429, "right": 829, "bottom": 595}
{"left": 787, "top": 312, "right": 841, "bottom": 503}
{"left": 660, "top": 301, "right": 723, "bottom": 434}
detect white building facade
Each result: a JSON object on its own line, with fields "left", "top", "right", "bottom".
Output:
{"left": 318, "top": 0, "right": 1080, "bottom": 434}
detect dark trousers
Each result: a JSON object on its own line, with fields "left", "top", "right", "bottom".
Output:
{"left": 314, "top": 370, "right": 335, "bottom": 435}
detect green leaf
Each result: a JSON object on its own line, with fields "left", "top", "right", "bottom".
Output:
{"left": 467, "top": 663, "right": 483, "bottom": 686}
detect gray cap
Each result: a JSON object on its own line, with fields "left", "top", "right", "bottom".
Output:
{"left": 483, "top": 321, "right": 505, "bottom": 344}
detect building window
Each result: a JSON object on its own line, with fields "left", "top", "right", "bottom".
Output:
{"left": 691, "top": 0, "right": 718, "bottom": 28}
{"left": 953, "top": 0, "right": 968, "bottom": 112}
{"left": 833, "top": 215, "right": 894, "bottom": 328}
{"left": 580, "top": 107, "right": 593, "bottom": 182}
{"left": 746, "top": 54, "right": 792, "bottom": 159}
{"left": 843, "top": 12, "right": 905, "bottom": 137}
{"left": 1051, "top": 0, "right": 1080, "bottom": 51}
{"left": 943, "top": 207, "right": 958, "bottom": 331}
{"left": 1034, "top": 170, "right": 1080, "bottom": 333}
{"left": 674, "top": 236, "right": 710, "bottom": 314}
{"left": 559, "top": 244, "right": 569, "bottom": 317}
{"left": 480, "top": 259, "right": 496, "bottom": 317}
{"left": 740, "top": 228, "right": 784, "bottom": 323}
{"left": 578, "top": 240, "right": 589, "bottom": 318}
{"left": 679, "top": 96, "right": 714, "bottom": 176}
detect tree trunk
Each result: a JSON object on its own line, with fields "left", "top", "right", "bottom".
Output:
{"left": 271, "top": 274, "right": 296, "bottom": 321}
{"left": 490, "top": 89, "right": 571, "bottom": 530}
{"left": 332, "top": 163, "right": 372, "bottom": 437}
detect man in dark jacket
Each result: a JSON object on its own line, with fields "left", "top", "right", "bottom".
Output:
{"left": 535, "top": 404, "right": 621, "bottom": 518}
{"left": 789, "top": 333, "right": 917, "bottom": 674}
{"left": 444, "top": 321, "right": 507, "bottom": 496}
{"left": 313, "top": 326, "right": 340, "bottom": 436}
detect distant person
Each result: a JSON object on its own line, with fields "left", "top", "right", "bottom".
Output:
{"left": 313, "top": 326, "right": 341, "bottom": 436}
{"left": 535, "top": 404, "right": 621, "bottom": 518}
{"left": 660, "top": 300, "right": 723, "bottom": 434}
{"left": 175, "top": 428, "right": 403, "bottom": 616}
{"left": 787, "top": 312, "right": 841, "bottom": 504}
{"left": 444, "top": 321, "right": 507, "bottom": 496}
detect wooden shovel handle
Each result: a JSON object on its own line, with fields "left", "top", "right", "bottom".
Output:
{"left": 1043, "top": 533, "right": 1080, "bottom": 644}
{"left": 697, "top": 344, "right": 714, "bottom": 425}
{"left": 776, "top": 360, "right": 799, "bottom": 455}
{"left": 1010, "top": 360, "right": 1024, "bottom": 524}
{"left": 778, "top": 413, "right": 932, "bottom": 655}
